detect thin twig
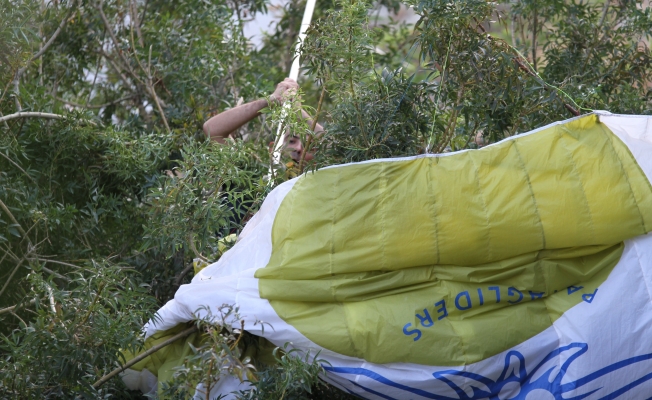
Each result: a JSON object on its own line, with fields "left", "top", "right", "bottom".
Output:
{"left": 0, "top": 112, "right": 65, "bottom": 124}
{"left": 55, "top": 95, "right": 135, "bottom": 109}
{"left": 0, "top": 111, "right": 96, "bottom": 126}
{"left": 29, "top": 5, "right": 77, "bottom": 63}
{"left": 11, "top": 311, "right": 27, "bottom": 327}
{"left": 0, "top": 298, "right": 38, "bottom": 316}
{"left": 599, "top": 0, "right": 610, "bottom": 28}
{"left": 426, "top": 33, "right": 453, "bottom": 153}
{"left": 174, "top": 263, "right": 195, "bottom": 288}
{"left": 92, "top": 325, "right": 199, "bottom": 389}
{"left": 205, "top": 359, "right": 215, "bottom": 397}
{"left": 229, "top": 320, "right": 246, "bottom": 351}
{"left": 298, "top": 85, "right": 327, "bottom": 173}
{"left": 511, "top": 13, "right": 517, "bottom": 48}
{"left": 145, "top": 46, "right": 170, "bottom": 132}
{"left": 435, "top": 85, "right": 464, "bottom": 153}
{"left": 128, "top": 19, "right": 170, "bottom": 132}
{"left": 86, "top": 30, "right": 105, "bottom": 105}
{"left": 564, "top": 103, "right": 580, "bottom": 116}
{"left": 95, "top": 0, "right": 144, "bottom": 86}
{"left": 37, "top": 265, "right": 71, "bottom": 282}
{"left": 29, "top": 257, "right": 82, "bottom": 270}
{"left": 78, "top": 282, "right": 106, "bottom": 326}
{"left": 0, "top": 74, "right": 14, "bottom": 108}
{"left": 0, "top": 111, "right": 10, "bottom": 129}
{"left": 0, "top": 152, "right": 37, "bottom": 184}
{"left": 130, "top": 0, "right": 144, "bottom": 47}
{"left": 97, "top": 0, "right": 170, "bottom": 133}
{"left": 0, "top": 258, "right": 26, "bottom": 298}
{"left": 531, "top": 5, "right": 538, "bottom": 71}
{"left": 0, "top": 198, "right": 28, "bottom": 238}
{"left": 13, "top": 1, "right": 78, "bottom": 111}
{"left": 187, "top": 235, "right": 209, "bottom": 262}
{"left": 0, "top": 244, "right": 20, "bottom": 263}
{"left": 97, "top": 48, "right": 135, "bottom": 90}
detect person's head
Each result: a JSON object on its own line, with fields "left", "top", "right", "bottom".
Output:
{"left": 283, "top": 134, "right": 314, "bottom": 162}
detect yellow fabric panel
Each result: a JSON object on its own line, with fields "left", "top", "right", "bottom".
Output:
{"left": 603, "top": 125, "right": 652, "bottom": 232}
{"left": 125, "top": 323, "right": 202, "bottom": 382}
{"left": 259, "top": 244, "right": 620, "bottom": 303}
{"left": 125, "top": 325, "right": 278, "bottom": 395}
{"left": 257, "top": 115, "right": 652, "bottom": 365}
{"left": 258, "top": 115, "right": 651, "bottom": 280}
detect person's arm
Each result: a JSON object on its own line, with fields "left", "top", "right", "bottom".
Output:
{"left": 301, "top": 109, "right": 324, "bottom": 135}
{"left": 203, "top": 99, "right": 269, "bottom": 143}
{"left": 203, "top": 78, "right": 300, "bottom": 144}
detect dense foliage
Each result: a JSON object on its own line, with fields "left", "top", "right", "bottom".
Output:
{"left": 0, "top": 0, "right": 650, "bottom": 398}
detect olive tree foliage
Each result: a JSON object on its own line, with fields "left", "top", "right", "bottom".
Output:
{"left": 0, "top": 0, "right": 651, "bottom": 398}
{"left": 0, "top": 0, "right": 280, "bottom": 397}
{"left": 300, "top": 0, "right": 651, "bottom": 167}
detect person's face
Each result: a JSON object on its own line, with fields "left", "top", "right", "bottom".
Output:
{"left": 285, "top": 135, "right": 313, "bottom": 162}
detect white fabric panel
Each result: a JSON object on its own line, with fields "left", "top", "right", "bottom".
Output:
{"left": 121, "top": 368, "right": 157, "bottom": 395}
{"left": 143, "top": 178, "right": 297, "bottom": 337}
{"left": 599, "top": 112, "right": 652, "bottom": 184}
{"left": 137, "top": 113, "right": 652, "bottom": 399}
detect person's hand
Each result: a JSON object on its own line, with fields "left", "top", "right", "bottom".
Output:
{"left": 270, "top": 78, "right": 299, "bottom": 105}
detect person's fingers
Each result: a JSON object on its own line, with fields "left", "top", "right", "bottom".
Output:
{"left": 271, "top": 79, "right": 300, "bottom": 105}
{"left": 287, "top": 80, "right": 299, "bottom": 90}
{"left": 281, "top": 78, "right": 299, "bottom": 89}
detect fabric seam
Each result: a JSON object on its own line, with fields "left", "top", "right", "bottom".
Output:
{"left": 601, "top": 125, "right": 649, "bottom": 233}
{"left": 511, "top": 140, "right": 547, "bottom": 249}
{"left": 557, "top": 127, "right": 597, "bottom": 244}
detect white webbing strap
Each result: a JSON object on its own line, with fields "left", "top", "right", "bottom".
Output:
{"left": 268, "top": 0, "right": 317, "bottom": 183}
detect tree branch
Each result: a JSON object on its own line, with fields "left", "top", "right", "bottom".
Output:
{"left": 0, "top": 151, "right": 37, "bottom": 185}
{"left": 0, "top": 111, "right": 10, "bottom": 129}
{"left": 435, "top": 85, "right": 465, "bottom": 153}
{"left": 30, "top": 6, "right": 76, "bottom": 64}
{"left": 13, "top": 1, "right": 78, "bottom": 111}
{"left": 28, "top": 257, "right": 82, "bottom": 270}
{"left": 95, "top": 0, "right": 144, "bottom": 86}
{"left": 97, "top": 2, "right": 170, "bottom": 131}
{"left": 55, "top": 95, "right": 135, "bottom": 109}
{"left": 130, "top": 0, "right": 144, "bottom": 47}
{"left": 531, "top": 5, "right": 538, "bottom": 71}
{"left": 145, "top": 46, "right": 170, "bottom": 132}
{"left": 174, "top": 263, "right": 195, "bottom": 288}
{"left": 33, "top": 264, "right": 71, "bottom": 282}
{"left": 0, "top": 111, "right": 65, "bottom": 124}
{"left": 0, "top": 298, "right": 38, "bottom": 316}
{"left": 0, "top": 257, "right": 27, "bottom": 298}
{"left": 92, "top": 325, "right": 199, "bottom": 389}
{"left": 45, "top": 265, "right": 68, "bottom": 281}
{"left": 599, "top": 0, "right": 610, "bottom": 28}
{"left": 299, "top": 84, "right": 327, "bottom": 172}
{"left": 0, "top": 112, "right": 97, "bottom": 126}
{"left": 0, "top": 198, "right": 28, "bottom": 238}
{"left": 0, "top": 198, "right": 35, "bottom": 254}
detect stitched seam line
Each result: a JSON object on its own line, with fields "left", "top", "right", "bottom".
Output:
{"left": 558, "top": 129, "right": 597, "bottom": 244}
{"left": 469, "top": 152, "right": 493, "bottom": 261}
{"left": 281, "top": 180, "right": 298, "bottom": 273}
{"left": 512, "top": 140, "right": 547, "bottom": 249}
{"left": 429, "top": 157, "right": 441, "bottom": 264}
{"left": 632, "top": 240, "right": 652, "bottom": 308}
{"left": 601, "top": 125, "right": 648, "bottom": 233}
{"left": 380, "top": 163, "right": 387, "bottom": 271}
{"left": 330, "top": 168, "right": 339, "bottom": 278}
